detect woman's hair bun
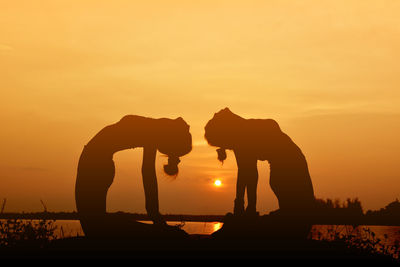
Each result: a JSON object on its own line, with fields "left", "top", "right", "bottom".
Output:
{"left": 216, "top": 148, "right": 227, "bottom": 163}
{"left": 163, "top": 156, "right": 180, "bottom": 176}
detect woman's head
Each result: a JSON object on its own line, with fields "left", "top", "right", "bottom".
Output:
{"left": 156, "top": 117, "right": 192, "bottom": 176}
{"left": 204, "top": 108, "right": 245, "bottom": 163}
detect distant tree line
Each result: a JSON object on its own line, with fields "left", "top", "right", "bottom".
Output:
{"left": 313, "top": 198, "right": 400, "bottom": 226}
{"left": 364, "top": 199, "right": 400, "bottom": 226}
{"left": 0, "top": 210, "right": 224, "bottom": 222}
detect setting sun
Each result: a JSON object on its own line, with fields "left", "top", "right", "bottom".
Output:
{"left": 214, "top": 179, "right": 222, "bottom": 187}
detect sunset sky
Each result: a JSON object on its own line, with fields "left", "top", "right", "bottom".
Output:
{"left": 1, "top": 1, "right": 399, "bottom": 215}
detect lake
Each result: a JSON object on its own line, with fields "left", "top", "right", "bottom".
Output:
{"left": 52, "top": 220, "right": 400, "bottom": 246}
{"left": 53, "top": 220, "right": 223, "bottom": 238}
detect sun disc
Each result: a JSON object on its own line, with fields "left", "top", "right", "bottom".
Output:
{"left": 214, "top": 179, "right": 222, "bottom": 187}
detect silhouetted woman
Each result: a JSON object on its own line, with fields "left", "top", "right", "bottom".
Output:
{"left": 75, "top": 115, "right": 192, "bottom": 237}
{"left": 204, "top": 108, "right": 315, "bottom": 218}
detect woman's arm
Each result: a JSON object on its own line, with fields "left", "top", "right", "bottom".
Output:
{"left": 234, "top": 149, "right": 258, "bottom": 215}
{"left": 141, "top": 146, "right": 166, "bottom": 225}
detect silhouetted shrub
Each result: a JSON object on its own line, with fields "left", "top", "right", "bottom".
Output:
{"left": 311, "top": 225, "right": 399, "bottom": 261}
{"left": 0, "top": 219, "right": 56, "bottom": 248}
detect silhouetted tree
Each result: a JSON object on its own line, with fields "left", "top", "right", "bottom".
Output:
{"left": 314, "top": 198, "right": 363, "bottom": 224}
{"left": 365, "top": 199, "right": 400, "bottom": 225}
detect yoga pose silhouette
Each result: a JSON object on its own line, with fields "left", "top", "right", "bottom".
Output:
{"left": 205, "top": 108, "right": 315, "bottom": 217}
{"left": 75, "top": 115, "right": 192, "bottom": 237}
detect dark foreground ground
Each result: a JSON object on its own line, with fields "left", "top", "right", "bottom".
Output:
{"left": 0, "top": 235, "right": 397, "bottom": 262}
{"left": 0, "top": 215, "right": 398, "bottom": 262}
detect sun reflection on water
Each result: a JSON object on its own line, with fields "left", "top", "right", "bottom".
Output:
{"left": 213, "top": 222, "right": 223, "bottom": 233}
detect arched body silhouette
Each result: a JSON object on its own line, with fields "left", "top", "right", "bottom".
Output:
{"left": 204, "top": 108, "right": 315, "bottom": 217}
{"left": 75, "top": 115, "right": 192, "bottom": 237}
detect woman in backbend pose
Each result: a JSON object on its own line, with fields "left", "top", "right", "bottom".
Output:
{"left": 204, "top": 108, "right": 315, "bottom": 218}
{"left": 75, "top": 115, "right": 192, "bottom": 237}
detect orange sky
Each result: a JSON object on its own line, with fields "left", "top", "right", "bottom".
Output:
{"left": 1, "top": 0, "right": 399, "bottom": 214}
